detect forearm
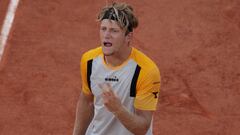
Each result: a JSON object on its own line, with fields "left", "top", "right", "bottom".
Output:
{"left": 99, "top": 83, "right": 152, "bottom": 134}
{"left": 113, "top": 106, "right": 152, "bottom": 135}
{"left": 73, "top": 93, "right": 94, "bottom": 135}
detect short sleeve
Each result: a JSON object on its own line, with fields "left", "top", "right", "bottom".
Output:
{"left": 80, "top": 54, "right": 92, "bottom": 95}
{"left": 134, "top": 67, "right": 160, "bottom": 110}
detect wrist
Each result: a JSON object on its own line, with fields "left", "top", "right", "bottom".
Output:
{"left": 112, "top": 105, "right": 126, "bottom": 116}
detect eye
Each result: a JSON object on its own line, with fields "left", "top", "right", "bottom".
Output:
{"left": 112, "top": 29, "right": 119, "bottom": 33}
{"left": 100, "top": 27, "right": 107, "bottom": 31}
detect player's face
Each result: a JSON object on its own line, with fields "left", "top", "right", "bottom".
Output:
{"left": 100, "top": 19, "right": 130, "bottom": 56}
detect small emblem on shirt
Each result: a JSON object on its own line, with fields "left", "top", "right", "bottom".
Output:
{"left": 105, "top": 76, "right": 119, "bottom": 82}
{"left": 152, "top": 92, "right": 159, "bottom": 98}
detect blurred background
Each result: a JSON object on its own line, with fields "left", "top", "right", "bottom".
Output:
{"left": 0, "top": 0, "right": 239, "bottom": 134}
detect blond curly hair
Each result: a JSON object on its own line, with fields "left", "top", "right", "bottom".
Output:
{"left": 97, "top": 2, "right": 138, "bottom": 34}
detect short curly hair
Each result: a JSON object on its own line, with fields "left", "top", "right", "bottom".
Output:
{"left": 97, "top": 2, "right": 139, "bottom": 35}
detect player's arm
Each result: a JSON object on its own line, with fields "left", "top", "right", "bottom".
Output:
{"left": 73, "top": 52, "right": 95, "bottom": 135}
{"left": 99, "top": 83, "right": 153, "bottom": 135}
{"left": 72, "top": 92, "right": 94, "bottom": 135}
{"left": 114, "top": 106, "right": 153, "bottom": 135}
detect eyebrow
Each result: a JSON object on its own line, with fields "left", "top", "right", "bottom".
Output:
{"left": 100, "top": 26, "right": 120, "bottom": 30}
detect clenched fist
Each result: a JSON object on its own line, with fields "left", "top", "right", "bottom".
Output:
{"left": 98, "top": 83, "right": 123, "bottom": 114}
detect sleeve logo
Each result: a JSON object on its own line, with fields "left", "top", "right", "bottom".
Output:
{"left": 152, "top": 92, "right": 159, "bottom": 98}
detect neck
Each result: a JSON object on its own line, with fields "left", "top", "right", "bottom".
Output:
{"left": 104, "top": 47, "right": 132, "bottom": 67}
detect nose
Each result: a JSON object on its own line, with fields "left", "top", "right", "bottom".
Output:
{"left": 103, "top": 30, "right": 111, "bottom": 39}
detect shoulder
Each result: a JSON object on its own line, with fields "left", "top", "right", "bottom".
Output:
{"left": 131, "top": 47, "right": 159, "bottom": 74}
{"left": 81, "top": 47, "right": 102, "bottom": 62}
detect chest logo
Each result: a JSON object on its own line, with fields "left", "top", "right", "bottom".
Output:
{"left": 105, "top": 76, "right": 119, "bottom": 82}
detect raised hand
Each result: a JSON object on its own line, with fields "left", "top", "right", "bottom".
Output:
{"left": 98, "top": 83, "right": 123, "bottom": 114}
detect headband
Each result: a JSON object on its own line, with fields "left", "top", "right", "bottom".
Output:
{"left": 101, "top": 8, "right": 133, "bottom": 32}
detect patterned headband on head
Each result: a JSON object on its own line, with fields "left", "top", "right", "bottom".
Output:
{"left": 101, "top": 8, "right": 133, "bottom": 32}
{"left": 102, "top": 8, "right": 118, "bottom": 21}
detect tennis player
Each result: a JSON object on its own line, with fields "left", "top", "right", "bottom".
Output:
{"left": 73, "top": 2, "right": 160, "bottom": 135}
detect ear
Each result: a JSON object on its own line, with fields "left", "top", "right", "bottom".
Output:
{"left": 126, "top": 32, "right": 133, "bottom": 43}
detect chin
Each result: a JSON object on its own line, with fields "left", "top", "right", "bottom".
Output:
{"left": 103, "top": 52, "right": 114, "bottom": 56}
{"left": 102, "top": 48, "right": 114, "bottom": 56}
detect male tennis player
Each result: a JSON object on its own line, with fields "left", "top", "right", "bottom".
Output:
{"left": 73, "top": 2, "right": 160, "bottom": 135}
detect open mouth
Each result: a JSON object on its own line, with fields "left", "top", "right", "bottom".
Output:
{"left": 103, "top": 42, "right": 112, "bottom": 47}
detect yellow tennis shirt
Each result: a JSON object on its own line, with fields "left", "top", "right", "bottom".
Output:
{"left": 80, "top": 47, "right": 160, "bottom": 135}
